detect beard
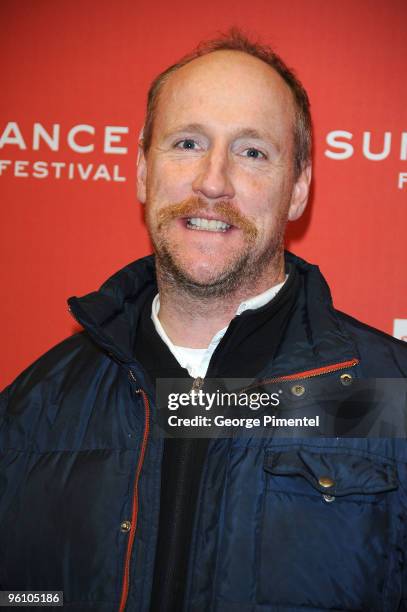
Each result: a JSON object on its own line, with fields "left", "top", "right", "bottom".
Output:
{"left": 147, "top": 196, "right": 286, "bottom": 299}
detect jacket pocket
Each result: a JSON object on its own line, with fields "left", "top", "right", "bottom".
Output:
{"left": 258, "top": 446, "right": 401, "bottom": 611}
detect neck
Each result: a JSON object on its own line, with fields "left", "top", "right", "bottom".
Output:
{"left": 155, "top": 257, "right": 286, "bottom": 348}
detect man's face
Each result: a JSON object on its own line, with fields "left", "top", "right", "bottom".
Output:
{"left": 137, "top": 50, "right": 310, "bottom": 296}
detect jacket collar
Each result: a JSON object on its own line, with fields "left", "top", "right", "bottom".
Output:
{"left": 268, "top": 252, "right": 359, "bottom": 378}
{"left": 67, "top": 252, "right": 359, "bottom": 375}
{"left": 68, "top": 255, "right": 157, "bottom": 364}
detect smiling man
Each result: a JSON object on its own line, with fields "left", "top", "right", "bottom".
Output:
{"left": 139, "top": 48, "right": 310, "bottom": 342}
{"left": 1, "top": 30, "right": 407, "bottom": 612}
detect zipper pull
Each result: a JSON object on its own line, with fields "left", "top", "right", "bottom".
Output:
{"left": 128, "top": 369, "right": 142, "bottom": 394}
{"left": 191, "top": 376, "right": 204, "bottom": 393}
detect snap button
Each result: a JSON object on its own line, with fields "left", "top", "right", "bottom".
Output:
{"left": 322, "top": 494, "right": 335, "bottom": 503}
{"left": 318, "top": 476, "right": 335, "bottom": 488}
{"left": 291, "top": 384, "right": 305, "bottom": 397}
{"left": 120, "top": 520, "right": 132, "bottom": 533}
{"left": 340, "top": 373, "right": 353, "bottom": 386}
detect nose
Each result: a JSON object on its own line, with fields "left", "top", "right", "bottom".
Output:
{"left": 192, "top": 146, "right": 235, "bottom": 200}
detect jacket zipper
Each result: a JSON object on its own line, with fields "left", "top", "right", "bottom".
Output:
{"left": 267, "top": 358, "right": 359, "bottom": 382}
{"left": 191, "top": 360, "right": 359, "bottom": 395}
{"left": 239, "top": 358, "right": 359, "bottom": 393}
{"left": 118, "top": 372, "right": 150, "bottom": 612}
{"left": 191, "top": 376, "right": 204, "bottom": 392}
{"left": 66, "top": 306, "right": 151, "bottom": 609}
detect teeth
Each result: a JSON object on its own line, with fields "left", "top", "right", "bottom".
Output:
{"left": 187, "top": 217, "right": 231, "bottom": 232}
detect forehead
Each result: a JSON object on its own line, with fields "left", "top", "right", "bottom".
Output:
{"left": 154, "top": 50, "right": 296, "bottom": 141}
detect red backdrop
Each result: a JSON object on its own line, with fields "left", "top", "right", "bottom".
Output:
{"left": 1, "top": 0, "right": 406, "bottom": 389}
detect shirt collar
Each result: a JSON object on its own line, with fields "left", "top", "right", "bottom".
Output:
{"left": 151, "top": 275, "right": 288, "bottom": 352}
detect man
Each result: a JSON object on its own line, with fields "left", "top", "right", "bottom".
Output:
{"left": 1, "top": 30, "right": 407, "bottom": 612}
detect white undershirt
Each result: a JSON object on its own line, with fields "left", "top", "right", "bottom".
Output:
{"left": 151, "top": 276, "right": 288, "bottom": 379}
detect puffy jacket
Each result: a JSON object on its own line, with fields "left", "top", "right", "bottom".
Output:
{"left": 1, "top": 252, "right": 407, "bottom": 612}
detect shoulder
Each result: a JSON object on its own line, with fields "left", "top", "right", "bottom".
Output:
{"left": 1, "top": 332, "right": 110, "bottom": 413}
{"left": 336, "top": 310, "right": 407, "bottom": 377}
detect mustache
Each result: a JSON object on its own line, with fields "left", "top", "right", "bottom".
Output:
{"left": 156, "top": 197, "right": 258, "bottom": 239}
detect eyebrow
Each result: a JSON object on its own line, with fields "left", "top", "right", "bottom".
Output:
{"left": 164, "top": 123, "right": 207, "bottom": 138}
{"left": 234, "top": 128, "right": 267, "bottom": 140}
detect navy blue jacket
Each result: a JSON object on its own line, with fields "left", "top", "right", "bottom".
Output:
{"left": 1, "top": 252, "right": 407, "bottom": 611}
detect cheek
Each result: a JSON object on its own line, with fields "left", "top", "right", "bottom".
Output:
{"left": 147, "top": 160, "right": 193, "bottom": 203}
{"left": 246, "top": 177, "right": 292, "bottom": 218}
{"left": 234, "top": 169, "right": 277, "bottom": 206}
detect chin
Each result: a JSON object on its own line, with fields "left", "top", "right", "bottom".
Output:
{"left": 156, "top": 246, "right": 252, "bottom": 298}
{"left": 177, "top": 260, "right": 229, "bottom": 286}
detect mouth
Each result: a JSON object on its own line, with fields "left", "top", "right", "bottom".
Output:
{"left": 185, "top": 217, "right": 232, "bottom": 233}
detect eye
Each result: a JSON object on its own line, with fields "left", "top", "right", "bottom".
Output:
{"left": 243, "top": 147, "right": 267, "bottom": 160}
{"left": 174, "top": 139, "right": 199, "bottom": 150}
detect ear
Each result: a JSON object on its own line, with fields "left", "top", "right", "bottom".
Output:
{"left": 136, "top": 129, "right": 147, "bottom": 204}
{"left": 288, "top": 165, "right": 312, "bottom": 221}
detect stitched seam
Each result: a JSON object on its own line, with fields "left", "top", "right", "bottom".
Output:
{"left": 263, "top": 443, "right": 403, "bottom": 464}
{"left": 266, "top": 488, "right": 387, "bottom": 504}
{"left": 4, "top": 445, "right": 404, "bottom": 464}
{"left": 118, "top": 390, "right": 150, "bottom": 612}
